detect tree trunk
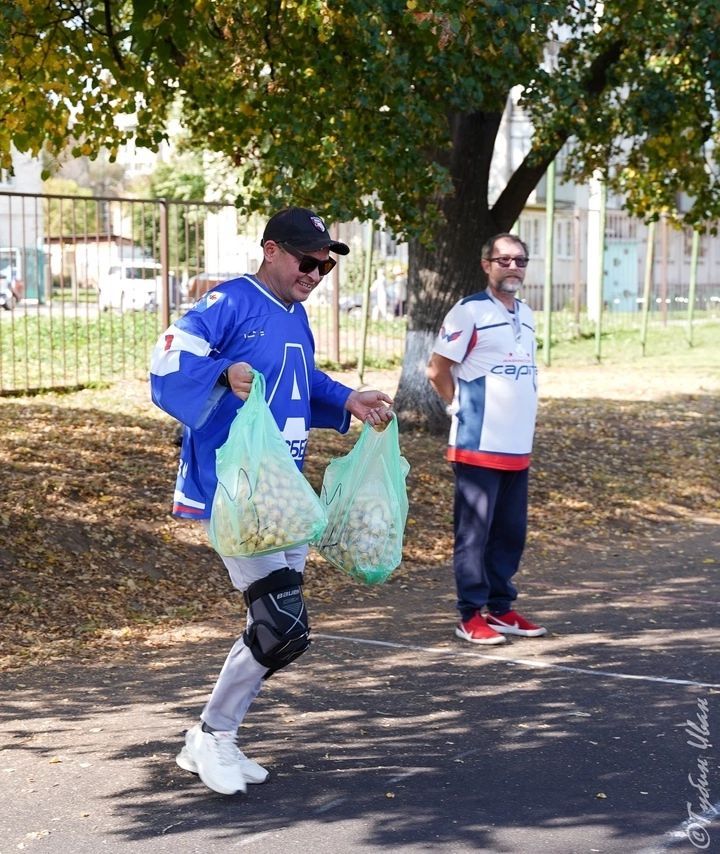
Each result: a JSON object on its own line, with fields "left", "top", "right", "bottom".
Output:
{"left": 394, "top": 109, "right": 551, "bottom": 434}
{"left": 393, "top": 36, "right": 628, "bottom": 433}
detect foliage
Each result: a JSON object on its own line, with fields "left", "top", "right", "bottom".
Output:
{"left": 46, "top": 148, "right": 129, "bottom": 196}
{"left": 2, "top": 1, "right": 719, "bottom": 238}
{"left": 3, "top": 0, "right": 720, "bottom": 425}
{"left": 145, "top": 152, "right": 207, "bottom": 203}
{"left": 130, "top": 151, "right": 209, "bottom": 269}
{"left": 43, "top": 178, "right": 101, "bottom": 236}
{"left": 0, "top": 1, "right": 176, "bottom": 168}
{"left": 525, "top": 0, "right": 720, "bottom": 230}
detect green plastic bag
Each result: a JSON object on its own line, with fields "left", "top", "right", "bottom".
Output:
{"left": 313, "top": 415, "right": 410, "bottom": 584}
{"left": 208, "top": 371, "right": 328, "bottom": 557}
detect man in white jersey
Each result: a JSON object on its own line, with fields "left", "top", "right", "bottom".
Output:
{"left": 426, "top": 233, "right": 548, "bottom": 646}
{"left": 150, "top": 207, "right": 393, "bottom": 795}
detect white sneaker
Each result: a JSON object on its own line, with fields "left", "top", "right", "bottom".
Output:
{"left": 175, "top": 724, "right": 247, "bottom": 795}
{"left": 176, "top": 724, "right": 269, "bottom": 788}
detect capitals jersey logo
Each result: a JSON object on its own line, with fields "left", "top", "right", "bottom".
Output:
{"left": 440, "top": 325, "right": 462, "bottom": 343}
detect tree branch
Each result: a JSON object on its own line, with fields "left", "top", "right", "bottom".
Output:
{"left": 493, "top": 37, "right": 627, "bottom": 226}
{"left": 493, "top": 148, "right": 560, "bottom": 228}
{"left": 163, "top": 36, "right": 188, "bottom": 68}
{"left": 103, "top": 0, "right": 125, "bottom": 70}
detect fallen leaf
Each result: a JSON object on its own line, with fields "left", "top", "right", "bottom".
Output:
{"left": 1, "top": 375, "right": 718, "bottom": 670}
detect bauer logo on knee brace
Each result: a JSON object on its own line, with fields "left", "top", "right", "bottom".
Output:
{"left": 243, "top": 568, "right": 311, "bottom": 675}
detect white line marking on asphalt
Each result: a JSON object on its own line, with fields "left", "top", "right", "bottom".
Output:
{"left": 386, "top": 746, "right": 488, "bottom": 786}
{"left": 235, "top": 832, "right": 274, "bottom": 847}
{"left": 314, "top": 633, "right": 720, "bottom": 689}
{"left": 635, "top": 801, "right": 720, "bottom": 852}
{"left": 386, "top": 768, "right": 427, "bottom": 785}
{"left": 314, "top": 797, "right": 347, "bottom": 814}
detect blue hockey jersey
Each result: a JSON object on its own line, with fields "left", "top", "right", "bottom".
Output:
{"left": 150, "top": 274, "right": 352, "bottom": 519}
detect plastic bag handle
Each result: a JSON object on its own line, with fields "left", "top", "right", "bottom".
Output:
{"left": 249, "top": 369, "right": 265, "bottom": 399}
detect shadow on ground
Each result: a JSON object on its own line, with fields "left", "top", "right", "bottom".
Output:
{"left": 1, "top": 520, "right": 718, "bottom": 853}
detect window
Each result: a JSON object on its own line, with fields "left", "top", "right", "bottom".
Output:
{"left": 555, "top": 219, "right": 573, "bottom": 259}
{"left": 683, "top": 228, "right": 705, "bottom": 261}
{"left": 514, "top": 214, "right": 544, "bottom": 258}
{"left": 518, "top": 217, "right": 542, "bottom": 257}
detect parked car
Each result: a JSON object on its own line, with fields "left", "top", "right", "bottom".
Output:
{"left": 98, "top": 260, "right": 164, "bottom": 311}
{"left": 0, "top": 272, "right": 20, "bottom": 310}
{"left": 316, "top": 269, "right": 407, "bottom": 318}
{"left": 0, "top": 249, "right": 25, "bottom": 308}
{"left": 338, "top": 283, "right": 407, "bottom": 318}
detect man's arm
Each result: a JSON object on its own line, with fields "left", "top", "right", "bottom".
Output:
{"left": 426, "top": 353, "right": 458, "bottom": 405}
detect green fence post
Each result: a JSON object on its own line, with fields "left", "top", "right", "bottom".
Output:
{"left": 640, "top": 220, "right": 655, "bottom": 356}
{"left": 159, "top": 198, "right": 171, "bottom": 330}
{"left": 594, "top": 179, "right": 607, "bottom": 363}
{"left": 330, "top": 223, "right": 341, "bottom": 363}
{"left": 543, "top": 159, "right": 555, "bottom": 366}
{"left": 357, "top": 222, "right": 374, "bottom": 384}
{"left": 687, "top": 228, "right": 700, "bottom": 347}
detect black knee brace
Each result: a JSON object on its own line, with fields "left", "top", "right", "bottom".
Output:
{"left": 243, "top": 568, "right": 310, "bottom": 677}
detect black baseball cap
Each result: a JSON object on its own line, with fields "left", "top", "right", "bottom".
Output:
{"left": 261, "top": 207, "right": 349, "bottom": 255}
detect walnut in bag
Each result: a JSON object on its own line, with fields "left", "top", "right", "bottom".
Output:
{"left": 314, "top": 417, "right": 409, "bottom": 584}
{"left": 208, "top": 372, "right": 327, "bottom": 557}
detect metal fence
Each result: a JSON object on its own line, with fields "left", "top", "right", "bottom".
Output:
{"left": 517, "top": 207, "right": 720, "bottom": 343}
{"left": 0, "top": 191, "right": 407, "bottom": 393}
{"left": 1, "top": 190, "right": 718, "bottom": 393}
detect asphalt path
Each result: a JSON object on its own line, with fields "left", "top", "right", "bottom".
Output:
{"left": 1, "top": 522, "right": 719, "bottom": 854}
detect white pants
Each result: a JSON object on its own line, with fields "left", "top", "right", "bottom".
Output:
{"left": 199, "top": 530, "right": 309, "bottom": 732}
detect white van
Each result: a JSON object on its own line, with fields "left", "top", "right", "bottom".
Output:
{"left": 98, "top": 260, "right": 163, "bottom": 311}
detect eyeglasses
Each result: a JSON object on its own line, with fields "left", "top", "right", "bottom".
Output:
{"left": 487, "top": 255, "right": 530, "bottom": 268}
{"left": 279, "top": 243, "right": 337, "bottom": 277}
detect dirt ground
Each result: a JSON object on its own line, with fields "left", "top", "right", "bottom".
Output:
{"left": 0, "top": 359, "right": 718, "bottom": 670}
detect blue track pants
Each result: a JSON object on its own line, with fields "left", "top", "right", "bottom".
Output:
{"left": 453, "top": 462, "right": 529, "bottom": 621}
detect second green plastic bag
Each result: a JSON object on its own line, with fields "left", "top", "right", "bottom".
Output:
{"left": 208, "top": 371, "right": 328, "bottom": 557}
{"left": 313, "top": 415, "right": 410, "bottom": 584}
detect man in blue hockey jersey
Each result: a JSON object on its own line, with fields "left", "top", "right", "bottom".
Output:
{"left": 150, "top": 207, "right": 393, "bottom": 796}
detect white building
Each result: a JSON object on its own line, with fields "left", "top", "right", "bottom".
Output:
{"left": 0, "top": 149, "right": 45, "bottom": 300}
{"left": 492, "top": 87, "right": 720, "bottom": 315}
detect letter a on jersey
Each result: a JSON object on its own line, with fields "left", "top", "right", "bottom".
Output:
{"left": 268, "top": 343, "right": 311, "bottom": 460}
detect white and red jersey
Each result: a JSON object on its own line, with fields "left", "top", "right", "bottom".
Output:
{"left": 432, "top": 291, "right": 538, "bottom": 470}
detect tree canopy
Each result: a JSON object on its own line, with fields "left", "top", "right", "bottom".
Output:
{"left": 3, "top": 0, "right": 720, "bottom": 426}
{"left": 3, "top": 1, "right": 719, "bottom": 235}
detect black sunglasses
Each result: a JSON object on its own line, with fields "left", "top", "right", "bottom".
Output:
{"left": 279, "top": 243, "right": 337, "bottom": 277}
{"left": 487, "top": 255, "right": 529, "bottom": 268}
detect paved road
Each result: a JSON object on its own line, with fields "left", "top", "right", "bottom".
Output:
{"left": 1, "top": 522, "right": 719, "bottom": 853}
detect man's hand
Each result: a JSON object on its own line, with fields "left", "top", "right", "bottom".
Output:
{"left": 426, "top": 353, "right": 457, "bottom": 405}
{"left": 226, "top": 361, "right": 254, "bottom": 400}
{"left": 345, "top": 389, "right": 394, "bottom": 426}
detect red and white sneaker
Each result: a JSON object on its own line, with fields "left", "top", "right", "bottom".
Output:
{"left": 455, "top": 612, "right": 507, "bottom": 646}
{"left": 486, "top": 610, "right": 547, "bottom": 637}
